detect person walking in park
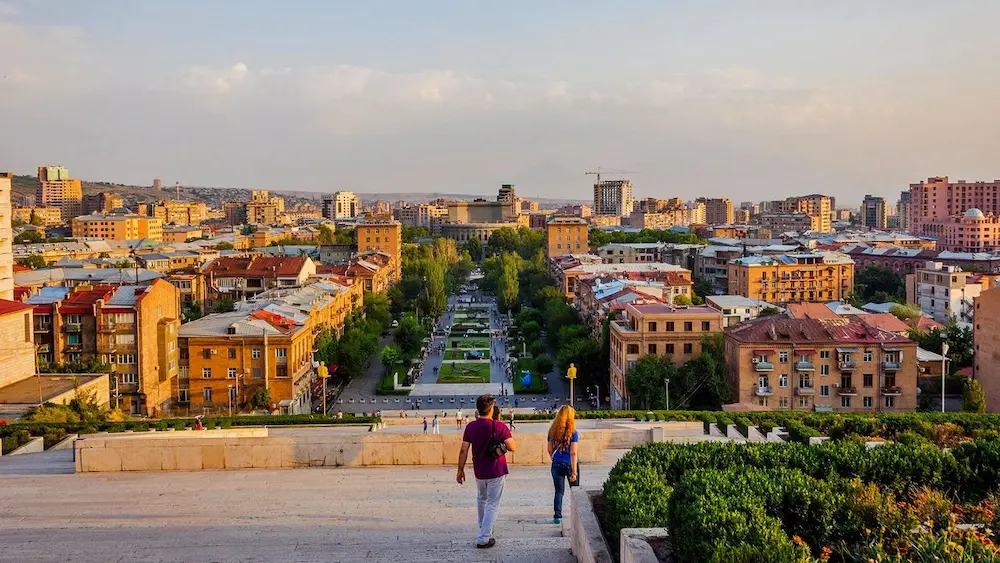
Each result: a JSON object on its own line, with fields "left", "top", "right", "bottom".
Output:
{"left": 547, "top": 405, "right": 579, "bottom": 525}
{"left": 423, "top": 417, "right": 428, "bottom": 434}
{"left": 456, "top": 408, "right": 464, "bottom": 428}
{"left": 432, "top": 415, "right": 440, "bottom": 434}
{"left": 456, "top": 395, "right": 517, "bottom": 549}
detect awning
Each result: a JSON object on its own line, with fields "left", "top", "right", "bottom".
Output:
{"left": 752, "top": 349, "right": 775, "bottom": 355}
{"left": 881, "top": 347, "right": 903, "bottom": 352}
{"left": 836, "top": 347, "right": 860, "bottom": 353}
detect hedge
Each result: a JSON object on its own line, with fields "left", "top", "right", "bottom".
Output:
{"left": 603, "top": 439, "right": 1000, "bottom": 561}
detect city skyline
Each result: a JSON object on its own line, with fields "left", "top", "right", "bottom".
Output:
{"left": 2, "top": 1, "right": 999, "bottom": 204}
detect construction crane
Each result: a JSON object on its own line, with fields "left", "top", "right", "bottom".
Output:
{"left": 586, "top": 167, "right": 639, "bottom": 215}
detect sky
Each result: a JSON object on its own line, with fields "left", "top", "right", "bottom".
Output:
{"left": 1, "top": 1, "right": 999, "bottom": 205}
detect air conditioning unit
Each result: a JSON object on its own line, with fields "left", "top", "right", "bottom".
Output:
{"left": 751, "top": 357, "right": 760, "bottom": 364}
{"left": 209, "top": 349, "right": 217, "bottom": 355}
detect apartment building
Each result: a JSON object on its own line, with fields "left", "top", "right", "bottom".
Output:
{"left": 593, "top": 180, "right": 634, "bottom": 217}
{"left": 723, "top": 316, "right": 917, "bottom": 412}
{"left": 546, "top": 215, "right": 589, "bottom": 257}
{"left": 36, "top": 166, "right": 82, "bottom": 222}
{"left": 575, "top": 277, "right": 666, "bottom": 337}
{"left": 758, "top": 213, "right": 821, "bottom": 234}
{"left": 447, "top": 199, "right": 518, "bottom": 224}
{"left": 244, "top": 190, "right": 284, "bottom": 225}
{"left": 702, "top": 198, "right": 734, "bottom": 225}
{"left": 861, "top": 195, "right": 888, "bottom": 229}
{"left": 0, "top": 173, "right": 13, "bottom": 299}
{"left": 150, "top": 201, "right": 209, "bottom": 226}
{"left": 322, "top": 253, "right": 393, "bottom": 295}
{"left": 165, "top": 267, "right": 208, "bottom": 311}
{"left": 897, "top": 191, "right": 911, "bottom": 232}
{"left": 0, "top": 300, "right": 41, "bottom": 389}
{"left": 973, "top": 287, "right": 1000, "bottom": 412}
{"left": 323, "top": 191, "right": 361, "bottom": 219}
{"left": 179, "top": 309, "right": 315, "bottom": 416}
{"left": 82, "top": 192, "right": 123, "bottom": 215}
{"left": 204, "top": 256, "right": 317, "bottom": 309}
{"left": 842, "top": 246, "right": 1000, "bottom": 276}
{"left": 932, "top": 208, "right": 1000, "bottom": 252}
{"left": 71, "top": 214, "right": 164, "bottom": 241}
{"left": 705, "top": 295, "right": 781, "bottom": 327}
{"left": 908, "top": 176, "right": 1000, "bottom": 237}
{"left": 909, "top": 261, "right": 985, "bottom": 325}
{"left": 12, "top": 206, "right": 63, "bottom": 227}
{"left": 394, "top": 203, "right": 447, "bottom": 232}
{"left": 608, "top": 302, "right": 724, "bottom": 409}
{"left": 356, "top": 216, "right": 402, "bottom": 282}
{"left": 728, "top": 252, "right": 855, "bottom": 305}
{"left": 162, "top": 225, "right": 204, "bottom": 243}
{"left": 550, "top": 258, "right": 691, "bottom": 301}
{"left": 771, "top": 194, "right": 833, "bottom": 233}
{"left": 627, "top": 208, "right": 687, "bottom": 230}
{"left": 240, "top": 279, "right": 363, "bottom": 340}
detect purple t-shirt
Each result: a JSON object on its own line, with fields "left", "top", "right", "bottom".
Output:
{"left": 462, "top": 418, "right": 512, "bottom": 480}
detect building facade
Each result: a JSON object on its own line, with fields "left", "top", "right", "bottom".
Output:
{"left": 36, "top": 166, "right": 83, "bottom": 222}
{"left": 908, "top": 176, "right": 1000, "bottom": 237}
{"left": 545, "top": 215, "right": 589, "bottom": 257}
{"left": 0, "top": 173, "right": 14, "bottom": 299}
{"left": 245, "top": 190, "right": 284, "bottom": 225}
{"left": 71, "top": 214, "right": 164, "bottom": 241}
{"left": 758, "top": 212, "right": 821, "bottom": 234}
{"left": 973, "top": 287, "right": 1000, "bottom": 412}
{"left": 861, "top": 195, "right": 888, "bottom": 229}
{"left": 356, "top": 217, "right": 402, "bottom": 282}
{"left": 608, "top": 302, "right": 724, "bottom": 409}
{"left": 932, "top": 208, "right": 1000, "bottom": 252}
{"left": 911, "top": 261, "right": 983, "bottom": 324}
{"left": 727, "top": 252, "right": 855, "bottom": 305}
{"left": 593, "top": 180, "right": 634, "bottom": 217}
{"left": 323, "top": 191, "right": 361, "bottom": 220}
{"left": 724, "top": 316, "right": 917, "bottom": 412}
{"left": 703, "top": 198, "right": 735, "bottom": 225}
{"left": 12, "top": 206, "right": 65, "bottom": 227}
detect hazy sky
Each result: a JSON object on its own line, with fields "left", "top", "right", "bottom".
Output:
{"left": 2, "top": 1, "right": 999, "bottom": 205}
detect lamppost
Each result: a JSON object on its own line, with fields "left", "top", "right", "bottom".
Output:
{"left": 567, "top": 363, "right": 577, "bottom": 408}
{"left": 318, "top": 361, "right": 330, "bottom": 416}
{"left": 941, "top": 335, "right": 949, "bottom": 414}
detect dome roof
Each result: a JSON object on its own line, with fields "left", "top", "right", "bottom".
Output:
{"left": 965, "top": 208, "right": 985, "bottom": 219}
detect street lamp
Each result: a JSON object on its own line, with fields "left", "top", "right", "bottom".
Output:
{"left": 567, "top": 363, "right": 577, "bottom": 408}
{"left": 941, "top": 335, "right": 949, "bottom": 414}
{"left": 318, "top": 361, "right": 330, "bottom": 416}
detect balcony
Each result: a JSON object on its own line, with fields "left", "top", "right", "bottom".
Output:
{"left": 837, "top": 386, "right": 857, "bottom": 396}
{"left": 882, "top": 386, "right": 903, "bottom": 396}
{"left": 794, "top": 386, "right": 815, "bottom": 396}
{"left": 33, "top": 324, "right": 51, "bottom": 334}
{"left": 65, "top": 343, "right": 83, "bottom": 352}
{"left": 838, "top": 361, "right": 856, "bottom": 371}
{"left": 795, "top": 361, "right": 815, "bottom": 371}
{"left": 64, "top": 323, "right": 82, "bottom": 333}
{"left": 99, "top": 324, "right": 116, "bottom": 333}
{"left": 754, "top": 361, "right": 774, "bottom": 372}
{"left": 882, "top": 361, "right": 901, "bottom": 371}
{"left": 755, "top": 386, "right": 774, "bottom": 396}
{"left": 36, "top": 344, "right": 51, "bottom": 353}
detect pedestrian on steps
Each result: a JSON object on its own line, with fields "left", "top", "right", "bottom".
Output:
{"left": 456, "top": 395, "right": 517, "bottom": 549}
{"left": 547, "top": 406, "right": 579, "bottom": 525}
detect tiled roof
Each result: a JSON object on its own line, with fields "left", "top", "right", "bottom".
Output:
{"left": 205, "top": 256, "right": 309, "bottom": 278}
{"left": 859, "top": 313, "right": 910, "bottom": 333}
{"left": 0, "top": 299, "right": 34, "bottom": 316}
{"left": 726, "top": 316, "right": 912, "bottom": 345}
{"left": 786, "top": 303, "right": 838, "bottom": 319}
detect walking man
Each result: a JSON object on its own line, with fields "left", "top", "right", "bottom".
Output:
{"left": 432, "top": 415, "right": 440, "bottom": 434}
{"left": 456, "top": 394, "right": 517, "bottom": 549}
{"left": 423, "top": 417, "right": 428, "bottom": 434}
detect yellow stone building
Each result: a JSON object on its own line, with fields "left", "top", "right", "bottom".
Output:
{"left": 727, "top": 252, "right": 854, "bottom": 305}
{"left": 356, "top": 216, "right": 402, "bottom": 282}
{"left": 12, "top": 207, "right": 63, "bottom": 227}
{"left": 545, "top": 215, "right": 589, "bottom": 257}
{"left": 71, "top": 214, "right": 164, "bottom": 242}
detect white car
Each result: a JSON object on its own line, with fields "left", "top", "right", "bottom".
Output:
{"left": 359, "top": 398, "right": 366, "bottom": 404}
{"left": 391, "top": 320, "right": 399, "bottom": 328}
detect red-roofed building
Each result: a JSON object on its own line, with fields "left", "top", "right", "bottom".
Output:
{"left": 786, "top": 303, "right": 839, "bottom": 320}
{"left": 859, "top": 313, "right": 911, "bottom": 336}
{"left": 724, "top": 316, "right": 917, "bottom": 413}
{"left": 609, "top": 301, "right": 724, "bottom": 408}
{"left": 204, "top": 255, "right": 316, "bottom": 309}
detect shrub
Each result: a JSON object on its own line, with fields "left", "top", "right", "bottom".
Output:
{"left": 42, "top": 428, "right": 68, "bottom": 449}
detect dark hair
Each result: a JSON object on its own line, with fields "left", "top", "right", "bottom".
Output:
{"left": 476, "top": 394, "right": 495, "bottom": 416}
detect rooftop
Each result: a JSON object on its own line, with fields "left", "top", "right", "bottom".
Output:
{"left": 859, "top": 313, "right": 911, "bottom": 333}
{"left": 705, "top": 295, "right": 780, "bottom": 310}
{"left": 726, "top": 316, "right": 912, "bottom": 345}
{"left": 205, "top": 255, "right": 310, "bottom": 278}
{"left": 0, "top": 299, "right": 34, "bottom": 317}
{"left": 624, "top": 301, "right": 718, "bottom": 316}
{"left": 0, "top": 373, "right": 106, "bottom": 405}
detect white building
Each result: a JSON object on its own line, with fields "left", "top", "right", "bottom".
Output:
{"left": 705, "top": 295, "right": 782, "bottom": 327}
{"left": 913, "top": 261, "right": 983, "bottom": 325}
{"left": 323, "top": 191, "right": 361, "bottom": 219}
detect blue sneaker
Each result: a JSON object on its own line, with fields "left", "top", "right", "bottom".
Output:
{"left": 553, "top": 518, "right": 562, "bottom": 525}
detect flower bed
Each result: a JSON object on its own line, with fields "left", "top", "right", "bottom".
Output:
{"left": 443, "top": 349, "right": 490, "bottom": 361}
{"left": 447, "top": 337, "right": 490, "bottom": 349}
{"left": 602, "top": 440, "right": 1000, "bottom": 562}
{"left": 437, "top": 361, "right": 491, "bottom": 383}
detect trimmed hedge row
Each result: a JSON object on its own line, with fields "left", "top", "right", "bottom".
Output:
{"left": 603, "top": 439, "right": 1000, "bottom": 562}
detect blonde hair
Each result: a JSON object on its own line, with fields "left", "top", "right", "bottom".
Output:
{"left": 548, "top": 406, "right": 577, "bottom": 451}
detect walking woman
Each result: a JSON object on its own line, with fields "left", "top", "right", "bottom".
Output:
{"left": 546, "top": 405, "right": 579, "bottom": 525}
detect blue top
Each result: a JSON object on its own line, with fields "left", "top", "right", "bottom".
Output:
{"left": 550, "top": 431, "right": 579, "bottom": 465}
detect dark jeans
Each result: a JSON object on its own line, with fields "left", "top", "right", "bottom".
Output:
{"left": 551, "top": 462, "right": 570, "bottom": 519}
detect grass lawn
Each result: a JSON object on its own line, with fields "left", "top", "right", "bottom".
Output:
{"left": 376, "top": 364, "right": 412, "bottom": 395}
{"left": 437, "top": 362, "right": 492, "bottom": 384}
{"left": 444, "top": 349, "right": 490, "bottom": 361}
{"left": 448, "top": 337, "right": 490, "bottom": 349}
{"left": 512, "top": 357, "right": 549, "bottom": 393}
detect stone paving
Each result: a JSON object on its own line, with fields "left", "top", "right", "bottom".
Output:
{"left": 0, "top": 450, "right": 624, "bottom": 563}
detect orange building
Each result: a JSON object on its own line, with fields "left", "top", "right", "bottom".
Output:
{"left": 356, "top": 216, "right": 402, "bottom": 283}
{"left": 546, "top": 215, "right": 590, "bottom": 257}
{"left": 36, "top": 166, "right": 83, "bottom": 222}
{"left": 608, "top": 301, "right": 724, "bottom": 409}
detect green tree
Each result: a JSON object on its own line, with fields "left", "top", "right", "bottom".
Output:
{"left": 183, "top": 302, "right": 204, "bottom": 321}
{"left": 363, "top": 292, "right": 392, "bottom": 330}
{"left": 692, "top": 278, "right": 715, "bottom": 300}
{"left": 463, "top": 237, "right": 483, "bottom": 261}
{"left": 14, "top": 230, "right": 44, "bottom": 244}
{"left": 909, "top": 320, "right": 974, "bottom": 371}
{"left": 394, "top": 313, "right": 425, "bottom": 359}
{"left": 16, "top": 254, "right": 46, "bottom": 269}
{"left": 889, "top": 303, "right": 922, "bottom": 321}
{"left": 521, "top": 320, "right": 542, "bottom": 343}
{"left": 759, "top": 306, "right": 782, "bottom": 317}
{"left": 215, "top": 241, "right": 234, "bottom": 250}
{"left": 673, "top": 294, "right": 693, "bottom": 306}
{"left": 626, "top": 355, "right": 676, "bottom": 410}
{"left": 854, "top": 265, "right": 906, "bottom": 304}
{"left": 380, "top": 344, "right": 401, "bottom": 376}
{"left": 217, "top": 297, "right": 235, "bottom": 313}
{"left": 534, "top": 354, "right": 555, "bottom": 375}
{"left": 249, "top": 387, "right": 272, "bottom": 411}
{"left": 963, "top": 378, "right": 986, "bottom": 413}
{"left": 401, "top": 225, "right": 429, "bottom": 243}
{"left": 240, "top": 224, "right": 257, "bottom": 236}
{"left": 487, "top": 227, "right": 520, "bottom": 256}
{"left": 317, "top": 224, "right": 335, "bottom": 245}
{"left": 424, "top": 260, "right": 447, "bottom": 317}
{"left": 498, "top": 251, "right": 520, "bottom": 312}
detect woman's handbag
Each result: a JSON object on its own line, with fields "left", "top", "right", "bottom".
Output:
{"left": 488, "top": 420, "right": 509, "bottom": 459}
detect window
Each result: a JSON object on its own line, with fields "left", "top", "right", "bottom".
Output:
{"left": 820, "top": 385, "right": 830, "bottom": 397}
{"left": 66, "top": 314, "right": 82, "bottom": 325}
{"left": 665, "top": 322, "right": 675, "bottom": 331}
{"left": 863, "top": 373, "right": 873, "bottom": 388}
{"left": 626, "top": 344, "right": 639, "bottom": 354}
{"left": 252, "top": 348, "right": 261, "bottom": 359}
{"left": 169, "top": 359, "right": 176, "bottom": 370}
{"left": 797, "top": 396, "right": 810, "bottom": 409}
{"left": 115, "top": 334, "right": 135, "bottom": 345}
{"left": 647, "top": 343, "right": 656, "bottom": 354}
{"left": 168, "top": 341, "right": 175, "bottom": 352}
{"left": 178, "top": 389, "right": 189, "bottom": 403}
{"left": 683, "top": 322, "right": 693, "bottom": 332}
{"left": 202, "top": 368, "right": 211, "bottom": 378}
{"left": 779, "top": 374, "right": 789, "bottom": 388}
{"left": 798, "top": 374, "right": 813, "bottom": 389}
{"left": 683, "top": 343, "right": 693, "bottom": 354}
{"left": 626, "top": 360, "right": 636, "bottom": 373}
{"left": 229, "top": 386, "right": 237, "bottom": 402}
{"left": 252, "top": 367, "right": 263, "bottom": 379}
{"left": 665, "top": 344, "right": 674, "bottom": 354}
{"left": 779, "top": 351, "right": 788, "bottom": 363}
{"left": 884, "top": 396, "right": 896, "bottom": 409}
{"left": 276, "top": 348, "right": 287, "bottom": 359}
{"left": 228, "top": 348, "right": 237, "bottom": 359}
{"left": 203, "top": 388, "right": 212, "bottom": 403}
{"left": 116, "top": 354, "right": 136, "bottom": 364}
{"left": 841, "top": 396, "right": 852, "bottom": 408}
{"left": 819, "top": 350, "right": 830, "bottom": 359}
{"left": 701, "top": 321, "right": 710, "bottom": 331}
{"left": 67, "top": 334, "right": 81, "bottom": 345}
{"left": 863, "top": 396, "right": 873, "bottom": 408}
{"left": 863, "top": 351, "right": 873, "bottom": 362}
{"left": 820, "top": 365, "right": 829, "bottom": 376}
{"left": 648, "top": 322, "right": 657, "bottom": 332}
{"left": 228, "top": 368, "right": 237, "bottom": 379}
{"left": 119, "top": 373, "right": 138, "bottom": 384}
{"left": 779, "top": 397, "right": 789, "bottom": 408}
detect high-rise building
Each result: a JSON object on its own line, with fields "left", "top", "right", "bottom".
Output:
{"left": 245, "top": 190, "right": 283, "bottom": 225}
{"left": 0, "top": 173, "right": 14, "bottom": 299}
{"left": 896, "top": 191, "right": 911, "bottom": 232}
{"left": 686, "top": 201, "right": 707, "bottom": 224}
{"left": 593, "top": 180, "right": 634, "bottom": 217}
{"left": 861, "top": 195, "right": 888, "bottom": 229}
{"left": 356, "top": 216, "right": 402, "bottom": 282}
{"left": 497, "top": 184, "right": 516, "bottom": 205}
{"left": 775, "top": 195, "right": 833, "bottom": 233}
{"left": 908, "top": 176, "right": 1000, "bottom": 237}
{"left": 702, "top": 198, "right": 734, "bottom": 225}
{"left": 727, "top": 252, "right": 855, "bottom": 305}
{"left": 36, "top": 166, "right": 82, "bottom": 222}
{"left": 323, "top": 191, "right": 361, "bottom": 219}
{"left": 150, "top": 201, "right": 209, "bottom": 226}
